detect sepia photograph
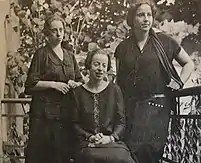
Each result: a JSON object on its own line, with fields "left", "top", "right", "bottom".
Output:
{"left": 0, "top": 0, "right": 200, "bottom": 162}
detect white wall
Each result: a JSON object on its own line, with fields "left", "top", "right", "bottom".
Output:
{"left": 0, "top": 0, "right": 10, "bottom": 161}
{"left": 0, "top": 0, "right": 9, "bottom": 98}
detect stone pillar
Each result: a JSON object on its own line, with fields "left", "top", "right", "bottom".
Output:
{"left": 0, "top": 0, "right": 10, "bottom": 162}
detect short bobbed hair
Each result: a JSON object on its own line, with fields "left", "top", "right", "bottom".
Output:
{"left": 127, "top": 0, "right": 157, "bottom": 28}
{"left": 43, "top": 14, "right": 67, "bottom": 37}
{"left": 85, "top": 49, "right": 111, "bottom": 72}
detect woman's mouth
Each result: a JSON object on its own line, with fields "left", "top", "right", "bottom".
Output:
{"left": 142, "top": 24, "right": 150, "bottom": 27}
{"left": 95, "top": 72, "right": 103, "bottom": 77}
{"left": 57, "top": 38, "right": 63, "bottom": 41}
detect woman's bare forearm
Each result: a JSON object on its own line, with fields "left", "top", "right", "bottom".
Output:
{"left": 180, "top": 61, "right": 194, "bottom": 84}
{"left": 29, "top": 81, "right": 55, "bottom": 91}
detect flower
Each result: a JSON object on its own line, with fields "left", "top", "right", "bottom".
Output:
{"left": 88, "top": 42, "right": 99, "bottom": 51}
{"left": 43, "top": 3, "right": 49, "bottom": 9}
{"left": 38, "top": 0, "right": 45, "bottom": 5}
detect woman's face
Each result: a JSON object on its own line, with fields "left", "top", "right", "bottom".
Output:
{"left": 47, "top": 20, "right": 64, "bottom": 45}
{"left": 89, "top": 53, "right": 108, "bottom": 81}
{"left": 133, "top": 4, "right": 153, "bottom": 32}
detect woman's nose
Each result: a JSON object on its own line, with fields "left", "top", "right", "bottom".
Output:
{"left": 57, "top": 30, "right": 61, "bottom": 37}
{"left": 97, "top": 65, "right": 103, "bottom": 71}
{"left": 144, "top": 14, "right": 149, "bottom": 21}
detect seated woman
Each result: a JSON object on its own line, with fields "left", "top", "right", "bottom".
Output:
{"left": 72, "top": 49, "right": 136, "bottom": 163}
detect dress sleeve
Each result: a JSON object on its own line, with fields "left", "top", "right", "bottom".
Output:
{"left": 167, "top": 36, "right": 181, "bottom": 60}
{"left": 159, "top": 33, "right": 181, "bottom": 61}
{"left": 72, "top": 54, "right": 84, "bottom": 83}
{"left": 72, "top": 90, "right": 93, "bottom": 140}
{"left": 111, "top": 84, "right": 125, "bottom": 141}
{"left": 24, "top": 49, "right": 45, "bottom": 94}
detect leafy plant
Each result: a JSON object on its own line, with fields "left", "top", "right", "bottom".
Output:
{"left": 5, "top": 0, "right": 131, "bottom": 96}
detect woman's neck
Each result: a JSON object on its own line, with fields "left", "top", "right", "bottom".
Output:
{"left": 88, "top": 79, "right": 104, "bottom": 89}
{"left": 48, "top": 42, "right": 63, "bottom": 61}
{"left": 133, "top": 29, "right": 150, "bottom": 51}
{"left": 133, "top": 29, "right": 149, "bottom": 42}
{"left": 50, "top": 43, "right": 62, "bottom": 50}
{"left": 85, "top": 79, "right": 109, "bottom": 93}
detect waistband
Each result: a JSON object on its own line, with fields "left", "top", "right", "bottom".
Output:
{"left": 151, "top": 93, "right": 166, "bottom": 98}
{"left": 127, "top": 93, "right": 166, "bottom": 101}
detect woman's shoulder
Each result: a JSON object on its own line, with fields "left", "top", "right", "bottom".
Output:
{"left": 63, "top": 47, "right": 74, "bottom": 57}
{"left": 107, "top": 82, "right": 122, "bottom": 93}
{"left": 73, "top": 85, "right": 84, "bottom": 94}
{"left": 116, "top": 37, "right": 133, "bottom": 48}
{"left": 31, "top": 46, "right": 50, "bottom": 62}
{"left": 37, "top": 44, "right": 51, "bottom": 52}
{"left": 63, "top": 48, "right": 72, "bottom": 54}
{"left": 108, "top": 82, "right": 119, "bottom": 88}
{"left": 34, "top": 45, "right": 50, "bottom": 57}
{"left": 115, "top": 37, "right": 132, "bottom": 58}
{"left": 157, "top": 31, "right": 170, "bottom": 39}
{"left": 156, "top": 31, "right": 178, "bottom": 44}
{"left": 156, "top": 31, "right": 181, "bottom": 57}
{"left": 62, "top": 48, "right": 76, "bottom": 64}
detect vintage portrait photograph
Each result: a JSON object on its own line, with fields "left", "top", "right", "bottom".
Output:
{"left": 0, "top": 0, "right": 200, "bottom": 162}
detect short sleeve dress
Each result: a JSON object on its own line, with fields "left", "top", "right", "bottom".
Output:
{"left": 72, "top": 82, "right": 136, "bottom": 163}
{"left": 25, "top": 44, "right": 83, "bottom": 163}
{"left": 114, "top": 32, "right": 181, "bottom": 162}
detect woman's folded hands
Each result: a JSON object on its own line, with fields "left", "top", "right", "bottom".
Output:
{"left": 88, "top": 133, "right": 115, "bottom": 147}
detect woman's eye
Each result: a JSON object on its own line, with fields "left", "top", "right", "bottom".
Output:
{"left": 50, "top": 29, "right": 57, "bottom": 33}
{"left": 137, "top": 13, "right": 144, "bottom": 17}
{"left": 103, "top": 64, "right": 107, "bottom": 68}
{"left": 59, "top": 28, "right": 63, "bottom": 32}
{"left": 93, "top": 62, "right": 99, "bottom": 66}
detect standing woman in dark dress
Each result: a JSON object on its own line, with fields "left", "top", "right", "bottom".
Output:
{"left": 72, "top": 49, "right": 136, "bottom": 163}
{"left": 24, "top": 14, "right": 83, "bottom": 163}
{"left": 114, "top": 0, "right": 194, "bottom": 162}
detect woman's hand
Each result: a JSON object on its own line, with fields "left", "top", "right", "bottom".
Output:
{"left": 95, "top": 135, "right": 112, "bottom": 145}
{"left": 166, "top": 79, "right": 181, "bottom": 91}
{"left": 68, "top": 80, "right": 82, "bottom": 89}
{"left": 88, "top": 133, "right": 103, "bottom": 143}
{"left": 51, "top": 81, "right": 70, "bottom": 94}
{"left": 88, "top": 133, "right": 103, "bottom": 147}
{"left": 88, "top": 133, "right": 114, "bottom": 147}
{"left": 88, "top": 135, "right": 97, "bottom": 143}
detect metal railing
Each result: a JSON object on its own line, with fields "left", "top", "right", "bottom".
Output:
{"left": 0, "top": 98, "right": 31, "bottom": 163}
{"left": 0, "top": 86, "right": 201, "bottom": 163}
{"left": 163, "top": 86, "right": 201, "bottom": 163}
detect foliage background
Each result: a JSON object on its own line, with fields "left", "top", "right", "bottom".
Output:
{"left": 5, "top": 0, "right": 201, "bottom": 97}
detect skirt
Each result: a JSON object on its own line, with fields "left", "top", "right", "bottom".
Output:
{"left": 25, "top": 117, "right": 72, "bottom": 163}
{"left": 125, "top": 96, "right": 171, "bottom": 163}
{"left": 75, "top": 142, "right": 137, "bottom": 163}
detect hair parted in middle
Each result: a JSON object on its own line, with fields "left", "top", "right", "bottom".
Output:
{"left": 43, "top": 14, "right": 67, "bottom": 37}
{"left": 85, "top": 49, "right": 112, "bottom": 72}
{"left": 126, "top": 0, "right": 157, "bottom": 28}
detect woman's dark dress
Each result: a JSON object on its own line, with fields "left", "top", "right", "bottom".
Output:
{"left": 72, "top": 82, "right": 136, "bottom": 163}
{"left": 25, "top": 44, "right": 83, "bottom": 163}
{"left": 115, "top": 32, "right": 181, "bottom": 162}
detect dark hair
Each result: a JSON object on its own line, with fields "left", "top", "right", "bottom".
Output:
{"left": 85, "top": 49, "right": 111, "bottom": 72}
{"left": 127, "top": 0, "right": 157, "bottom": 28}
{"left": 43, "top": 14, "right": 67, "bottom": 37}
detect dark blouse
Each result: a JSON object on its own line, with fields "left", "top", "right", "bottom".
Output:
{"left": 25, "top": 44, "right": 83, "bottom": 120}
{"left": 114, "top": 32, "right": 181, "bottom": 100}
{"left": 72, "top": 82, "right": 125, "bottom": 146}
